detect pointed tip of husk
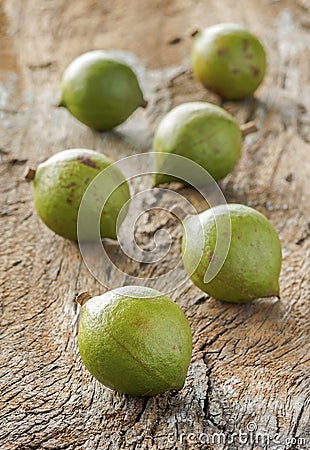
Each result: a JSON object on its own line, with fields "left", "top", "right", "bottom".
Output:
{"left": 141, "top": 98, "right": 148, "bottom": 108}
{"left": 24, "top": 166, "right": 37, "bottom": 181}
{"left": 55, "top": 98, "right": 66, "bottom": 108}
{"left": 76, "top": 291, "right": 92, "bottom": 306}
{"left": 273, "top": 280, "right": 280, "bottom": 300}
{"left": 267, "top": 288, "right": 280, "bottom": 301}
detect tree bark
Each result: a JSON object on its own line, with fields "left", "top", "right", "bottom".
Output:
{"left": 0, "top": 0, "right": 309, "bottom": 449}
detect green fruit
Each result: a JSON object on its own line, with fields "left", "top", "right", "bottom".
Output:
{"left": 192, "top": 24, "right": 267, "bottom": 100}
{"left": 153, "top": 102, "right": 242, "bottom": 186}
{"left": 58, "top": 51, "right": 147, "bottom": 130}
{"left": 77, "top": 286, "right": 192, "bottom": 396}
{"left": 182, "top": 204, "right": 282, "bottom": 303}
{"left": 26, "top": 149, "right": 130, "bottom": 241}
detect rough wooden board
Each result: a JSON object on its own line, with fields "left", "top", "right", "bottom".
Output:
{"left": 0, "top": 0, "right": 309, "bottom": 449}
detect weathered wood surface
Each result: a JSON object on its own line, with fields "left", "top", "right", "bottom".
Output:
{"left": 1, "top": 0, "right": 309, "bottom": 449}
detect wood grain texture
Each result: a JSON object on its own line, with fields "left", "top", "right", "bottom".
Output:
{"left": 0, "top": 0, "right": 309, "bottom": 449}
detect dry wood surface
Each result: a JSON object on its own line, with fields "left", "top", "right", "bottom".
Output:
{"left": 0, "top": 0, "right": 309, "bottom": 449}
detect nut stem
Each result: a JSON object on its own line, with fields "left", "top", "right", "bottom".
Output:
{"left": 241, "top": 121, "right": 258, "bottom": 137}
{"left": 24, "top": 166, "right": 36, "bottom": 181}
{"left": 75, "top": 291, "right": 92, "bottom": 306}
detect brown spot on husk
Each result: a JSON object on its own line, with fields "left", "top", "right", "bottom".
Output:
{"left": 218, "top": 49, "right": 228, "bottom": 56}
{"left": 250, "top": 65, "right": 260, "bottom": 77}
{"left": 243, "top": 39, "right": 249, "bottom": 52}
{"left": 63, "top": 182, "right": 77, "bottom": 188}
{"left": 77, "top": 157, "right": 99, "bottom": 169}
